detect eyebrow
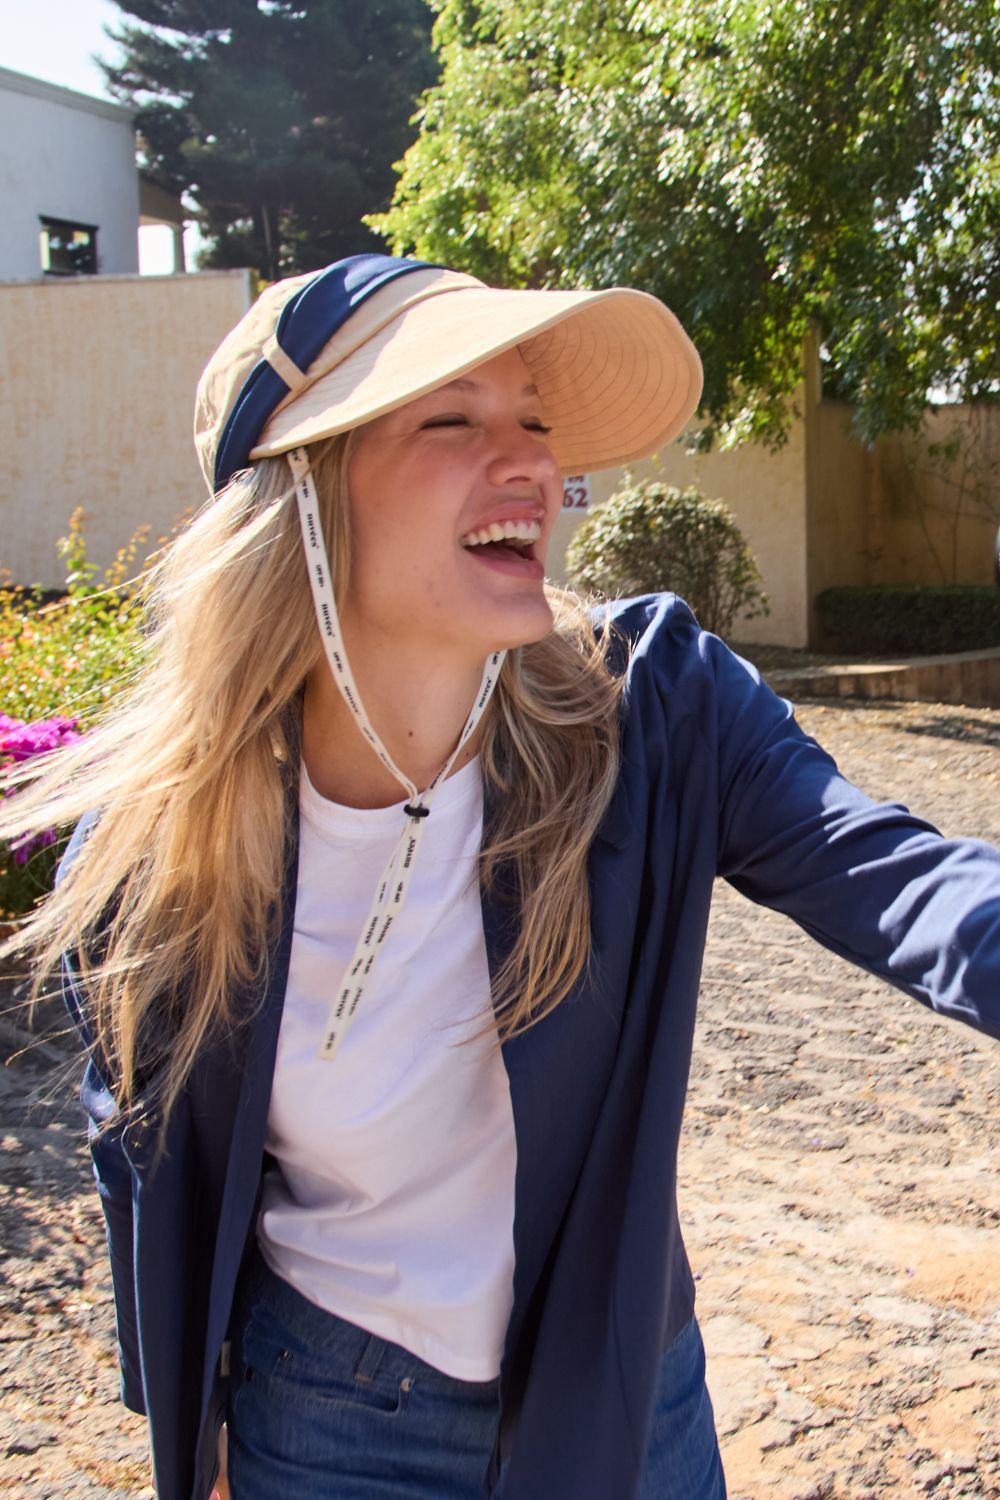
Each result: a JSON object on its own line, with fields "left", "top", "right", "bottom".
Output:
{"left": 436, "top": 377, "right": 541, "bottom": 397}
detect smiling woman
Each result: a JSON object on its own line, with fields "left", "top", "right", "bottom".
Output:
{"left": 3, "top": 253, "right": 1000, "bottom": 1500}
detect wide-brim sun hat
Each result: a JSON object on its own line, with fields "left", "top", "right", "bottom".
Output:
{"left": 194, "top": 254, "right": 704, "bottom": 493}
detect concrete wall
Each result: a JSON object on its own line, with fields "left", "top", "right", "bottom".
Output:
{"left": 1, "top": 271, "right": 253, "bottom": 588}
{"left": 807, "top": 401, "right": 873, "bottom": 598}
{"left": 807, "top": 397, "right": 1000, "bottom": 632}
{"left": 0, "top": 67, "right": 139, "bottom": 280}
{"left": 876, "top": 405, "right": 1000, "bottom": 588}
{"left": 547, "top": 410, "right": 811, "bottom": 648}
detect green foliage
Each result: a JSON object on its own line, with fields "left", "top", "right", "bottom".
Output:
{"left": 0, "top": 512, "right": 150, "bottom": 918}
{"left": 103, "top": 1, "right": 437, "bottom": 278}
{"left": 0, "top": 509, "right": 147, "bottom": 726}
{"left": 0, "top": 836, "right": 63, "bottom": 924}
{"left": 566, "top": 481, "right": 768, "bottom": 636}
{"left": 815, "top": 585, "right": 1000, "bottom": 656}
{"left": 375, "top": 0, "right": 1000, "bottom": 446}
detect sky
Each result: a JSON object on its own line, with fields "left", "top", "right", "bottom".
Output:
{"left": 0, "top": 0, "right": 121, "bottom": 98}
{"left": 1, "top": 0, "right": 193, "bottom": 273}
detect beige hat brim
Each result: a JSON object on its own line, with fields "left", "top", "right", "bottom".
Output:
{"left": 249, "top": 281, "right": 703, "bottom": 475}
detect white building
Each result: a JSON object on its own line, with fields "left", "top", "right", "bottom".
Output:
{"left": 0, "top": 65, "right": 143, "bottom": 280}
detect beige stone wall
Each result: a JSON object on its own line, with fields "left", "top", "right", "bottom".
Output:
{"left": 0, "top": 270, "right": 252, "bottom": 589}
{"left": 806, "top": 399, "right": 1000, "bottom": 632}
{"left": 547, "top": 412, "right": 811, "bottom": 648}
{"left": 806, "top": 401, "right": 872, "bottom": 593}
{"left": 876, "top": 405, "right": 1000, "bottom": 588}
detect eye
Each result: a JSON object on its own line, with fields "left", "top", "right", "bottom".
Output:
{"left": 523, "top": 419, "right": 553, "bottom": 435}
{"left": 419, "top": 413, "right": 469, "bottom": 429}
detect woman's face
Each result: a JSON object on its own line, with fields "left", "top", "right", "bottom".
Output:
{"left": 342, "top": 346, "right": 564, "bottom": 664}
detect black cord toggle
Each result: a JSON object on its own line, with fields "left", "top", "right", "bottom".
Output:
{"left": 404, "top": 803, "right": 431, "bottom": 819}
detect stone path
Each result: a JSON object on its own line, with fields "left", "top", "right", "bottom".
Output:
{"left": 2, "top": 696, "right": 999, "bottom": 1498}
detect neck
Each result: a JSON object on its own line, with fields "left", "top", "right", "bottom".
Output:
{"left": 302, "top": 641, "right": 490, "bottom": 808}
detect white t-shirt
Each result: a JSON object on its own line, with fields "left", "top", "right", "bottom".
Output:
{"left": 257, "top": 757, "right": 518, "bottom": 1381}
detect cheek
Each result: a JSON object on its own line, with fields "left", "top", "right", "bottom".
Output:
{"left": 347, "top": 498, "right": 411, "bottom": 573}
{"left": 345, "top": 451, "right": 463, "bottom": 610}
{"left": 349, "top": 519, "right": 451, "bottom": 617}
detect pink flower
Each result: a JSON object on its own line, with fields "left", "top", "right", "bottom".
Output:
{"left": 1, "top": 713, "right": 82, "bottom": 865}
{"left": 0, "top": 715, "right": 81, "bottom": 763}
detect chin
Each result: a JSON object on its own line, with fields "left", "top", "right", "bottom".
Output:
{"left": 487, "top": 595, "right": 556, "bottom": 653}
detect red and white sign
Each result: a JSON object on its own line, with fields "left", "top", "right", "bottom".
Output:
{"left": 561, "top": 474, "right": 590, "bottom": 511}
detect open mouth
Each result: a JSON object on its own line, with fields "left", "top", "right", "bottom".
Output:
{"left": 460, "top": 519, "right": 542, "bottom": 562}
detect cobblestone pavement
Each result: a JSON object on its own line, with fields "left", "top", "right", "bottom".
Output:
{"left": 2, "top": 696, "right": 999, "bottom": 1499}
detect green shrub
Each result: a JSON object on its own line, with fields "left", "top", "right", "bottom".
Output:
{"left": 0, "top": 508, "right": 147, "bottom": 726}
{"left": 1, "top": 510, "right": 150, "bottom": 918}
{"left": 565, "top": 481, "right": 769, "bottom": 636}
{"left": 815, "top": 585, "right": 1000, "bottom": 656}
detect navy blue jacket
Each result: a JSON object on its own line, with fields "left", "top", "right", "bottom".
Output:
{"left": 65, "top": 595, "right": 1000, "bottom": 1500}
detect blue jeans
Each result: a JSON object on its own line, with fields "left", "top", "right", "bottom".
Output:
{"left": 226, "top": 1256, "right": 727, "bottom": 1498}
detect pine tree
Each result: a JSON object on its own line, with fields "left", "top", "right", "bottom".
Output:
{"left": 103, "top": 0, "right": 437, "bottom": 278}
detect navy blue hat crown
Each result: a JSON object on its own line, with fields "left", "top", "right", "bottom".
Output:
{"left": 212, "top": 254, "right": 436, "bottom": 492}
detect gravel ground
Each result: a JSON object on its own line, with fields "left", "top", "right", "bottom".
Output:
{"left": 2, "top": 695, "right": 999, "bottom": 1499}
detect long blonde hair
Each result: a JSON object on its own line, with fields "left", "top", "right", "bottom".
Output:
{"left": 0, "top": 436, "right": 622, "bottom": 1125}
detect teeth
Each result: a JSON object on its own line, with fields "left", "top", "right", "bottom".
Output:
{"left": 462, "top": 519, "right": 542, "bottom": 547}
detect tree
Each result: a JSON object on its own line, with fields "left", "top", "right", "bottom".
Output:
{"left": 374, "top": 0, "right": 1000, "bottom": 447}
{"left": 102, "top": 0, "right": 437, "bottom": 279}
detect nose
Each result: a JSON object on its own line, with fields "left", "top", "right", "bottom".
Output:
{"left": 485, "top": 421, "right": 560, "bottom": 488}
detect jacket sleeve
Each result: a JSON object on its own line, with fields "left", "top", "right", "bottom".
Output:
{"left": 699, "top": 626, "right": 1000, "bottom": 1043}
{"left": 59, "top": 818, "right": 147, "bottom": 1415}
{"left": 83, "top": 1049, "right": 147, "bottom": 1414}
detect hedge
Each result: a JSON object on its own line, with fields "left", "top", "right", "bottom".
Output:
{"left": 815, "top": 585, "right": 1000, "bottom": 656}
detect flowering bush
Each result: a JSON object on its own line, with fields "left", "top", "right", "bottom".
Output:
{"left": 0, "top": 508, "right": 155, "bottom": 918}
{"left": 0, "top": 714, "right": 82, "bottom": 764}
{"left": 0, "top": 714, "right": 83, "bottom": 915}
{"left": 1, "top": 712, "right": 82, "bottom": 855}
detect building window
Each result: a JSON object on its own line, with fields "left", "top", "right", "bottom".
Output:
{"left": 39, "top": 217, "right": 98, "bottom": 276}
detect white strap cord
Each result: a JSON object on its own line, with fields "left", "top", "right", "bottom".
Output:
{"left": 288, "top": 446, "right": 506, "bottom": 1060}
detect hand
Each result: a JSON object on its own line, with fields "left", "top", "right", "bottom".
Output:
{"left": 209, "top": 1422, "right": 230, "bottom": 1500}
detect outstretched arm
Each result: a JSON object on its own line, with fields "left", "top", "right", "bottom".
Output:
{"left": 706, "top": 630, "right": 1000, "bottom": 1041}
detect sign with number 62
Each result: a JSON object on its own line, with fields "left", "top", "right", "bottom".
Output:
{"left": 562, "top": 475, "right": 590, "bottom": 511}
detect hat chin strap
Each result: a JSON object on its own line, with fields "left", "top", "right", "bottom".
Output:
{"left": 287, "top": 446, "right": 506, "bottom": 1061}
